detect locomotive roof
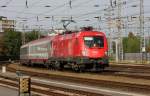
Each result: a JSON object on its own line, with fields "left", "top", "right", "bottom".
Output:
{"left": 21, "top": 31, "right": 106, "bottom": 48}
{"left": 58, "top": 30, "right": 105, "bottom": 36}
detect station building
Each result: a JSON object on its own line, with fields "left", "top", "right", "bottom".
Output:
{"left": 0, "top": 16, "right": 15, "bottom": 32}
{"left": 0, "top": 16, "right": 16, "bottom": 56}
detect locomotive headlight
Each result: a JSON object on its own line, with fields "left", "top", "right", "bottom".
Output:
{"left": 82, "top": 50, "right": 88, "bottom": 56}
{"left": 105, "top": 51, "right": 108, "bottom": 55}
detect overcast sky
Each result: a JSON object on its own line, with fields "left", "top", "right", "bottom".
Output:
{"left": 0, "top": 0, "right": 150, "bottom": 36}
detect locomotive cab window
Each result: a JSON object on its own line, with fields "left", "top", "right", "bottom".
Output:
{"left": 84, "top": 36, "right": 104, "bottom": 48}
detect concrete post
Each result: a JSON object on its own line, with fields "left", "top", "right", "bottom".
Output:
{"left": 115, "top": 40, "right": 119, "bottom": 62}
{"left": 2, "top": 65, "right": 6, "bottom": 73}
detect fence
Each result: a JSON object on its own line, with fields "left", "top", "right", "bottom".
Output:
{"left": 121, "top": 53, "right": 150, "bottom": 63}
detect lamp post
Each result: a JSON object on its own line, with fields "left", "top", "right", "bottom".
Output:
{"left": 22, "top": 20, "right": 27, "bottom": 45}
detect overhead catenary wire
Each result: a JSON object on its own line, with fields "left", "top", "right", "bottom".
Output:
{"left": 0, "top": 0, "right": 140, "bottom": 21}
{"left": 15, "top": 0, "right": 94, "bottom": 28}
{"left": 15, "top": 0, "right": 44, "bottom": 19}
{"left": 36, "top": 0, "right": 93, "bottom": 26}
{"left": 0, "top": 0, "right": 148, "bottom": 31}
{"left": 1, "top": 0, "right": 13, "bottom": 7}
{"left": 0, "top": 0, "right": 137, "bottom": 20}
{"left": 24, "top": 0, "right": 80, "bottom": 21}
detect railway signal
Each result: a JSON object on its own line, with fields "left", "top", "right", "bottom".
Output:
{"left": 19, "top": 76, "right": 31, "bottom": 96}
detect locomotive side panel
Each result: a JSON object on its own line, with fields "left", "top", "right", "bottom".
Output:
{"left": 72, "top": 37, "right": 81, "bottom": 57}
{"left": 51, "top": 33, "right": 80, "bottom": 58}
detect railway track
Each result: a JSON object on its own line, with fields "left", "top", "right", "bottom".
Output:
{"left": 0, "top": 71, "right": 149, "bottom": 96}
{"left": 7, "top": 62, "right": 150, "bottom": 80}
{"left": 109, "top": 64, "right": 150, "bottom": 73}
{"left": 0, "top": 63, "right": 149, "bottom": 96}
{"left": 0, "top": 74, "right": 105, "bottom": 96}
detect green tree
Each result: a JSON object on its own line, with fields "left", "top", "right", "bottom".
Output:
{"left": 146, "top": 40, "right": 150, "bottom": 52}
{"left": 3, "top": 30, "right": 22, "bottom": 59}
{"left": 25, "top": 30, "right": 40, "bottom": 43}
{"left": 123, "top": 32, "right": 140, "bottom": 53}
{"left": 0, "top": 37, "right": 6, "bottom": 56}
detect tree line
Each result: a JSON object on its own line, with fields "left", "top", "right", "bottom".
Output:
{"left": 112, "top": 32, "right": 150, "bottom": 53}
{"left": 0, "top": 30, "right": 40, "bottom": 60}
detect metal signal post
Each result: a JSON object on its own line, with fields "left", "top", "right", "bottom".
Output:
{"left": 117, "top": 0, "right": 123, "bottom": 61}
{"left": 140, "top": 0, "right": 146, "bottom": 63}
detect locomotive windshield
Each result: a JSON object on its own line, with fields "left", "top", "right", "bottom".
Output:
{"left": 84, "top": 36, "right": 104, "bottom": 48}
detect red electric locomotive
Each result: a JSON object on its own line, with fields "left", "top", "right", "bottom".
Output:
{"left": 20, "top": 28, "right": 109, "bottom": 71}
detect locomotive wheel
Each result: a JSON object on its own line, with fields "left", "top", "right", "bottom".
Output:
{"left": 73, "top": 66, "right": 80, "bottom": 72}
{"left": 91, "top": 63, "right": 105, "bottom": 72}
{"left": 99, "top": 67, "right": 105, "bottom": 72}
{"left": 27, "top": 60, "right": 32, "bottom": 66}
{"left": 45, "top": 64, "right": 49, "bottom": 69}
{"left": 49, "top": 61, "right": 55, "bottom": 70}
{"left": 44, "top": 62, "right": 50, "bottom": 69}
{"left": 60, "top": 62, "right": 64, "bottom": 71}
{"left": 54, "top": 61, "right": 61, "bottom": 70}
{"left": 30, "top": 62, "right": 34, "bottom": 67}
{"left": 72, "top": 64, "right": 83, "bottom": 72}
